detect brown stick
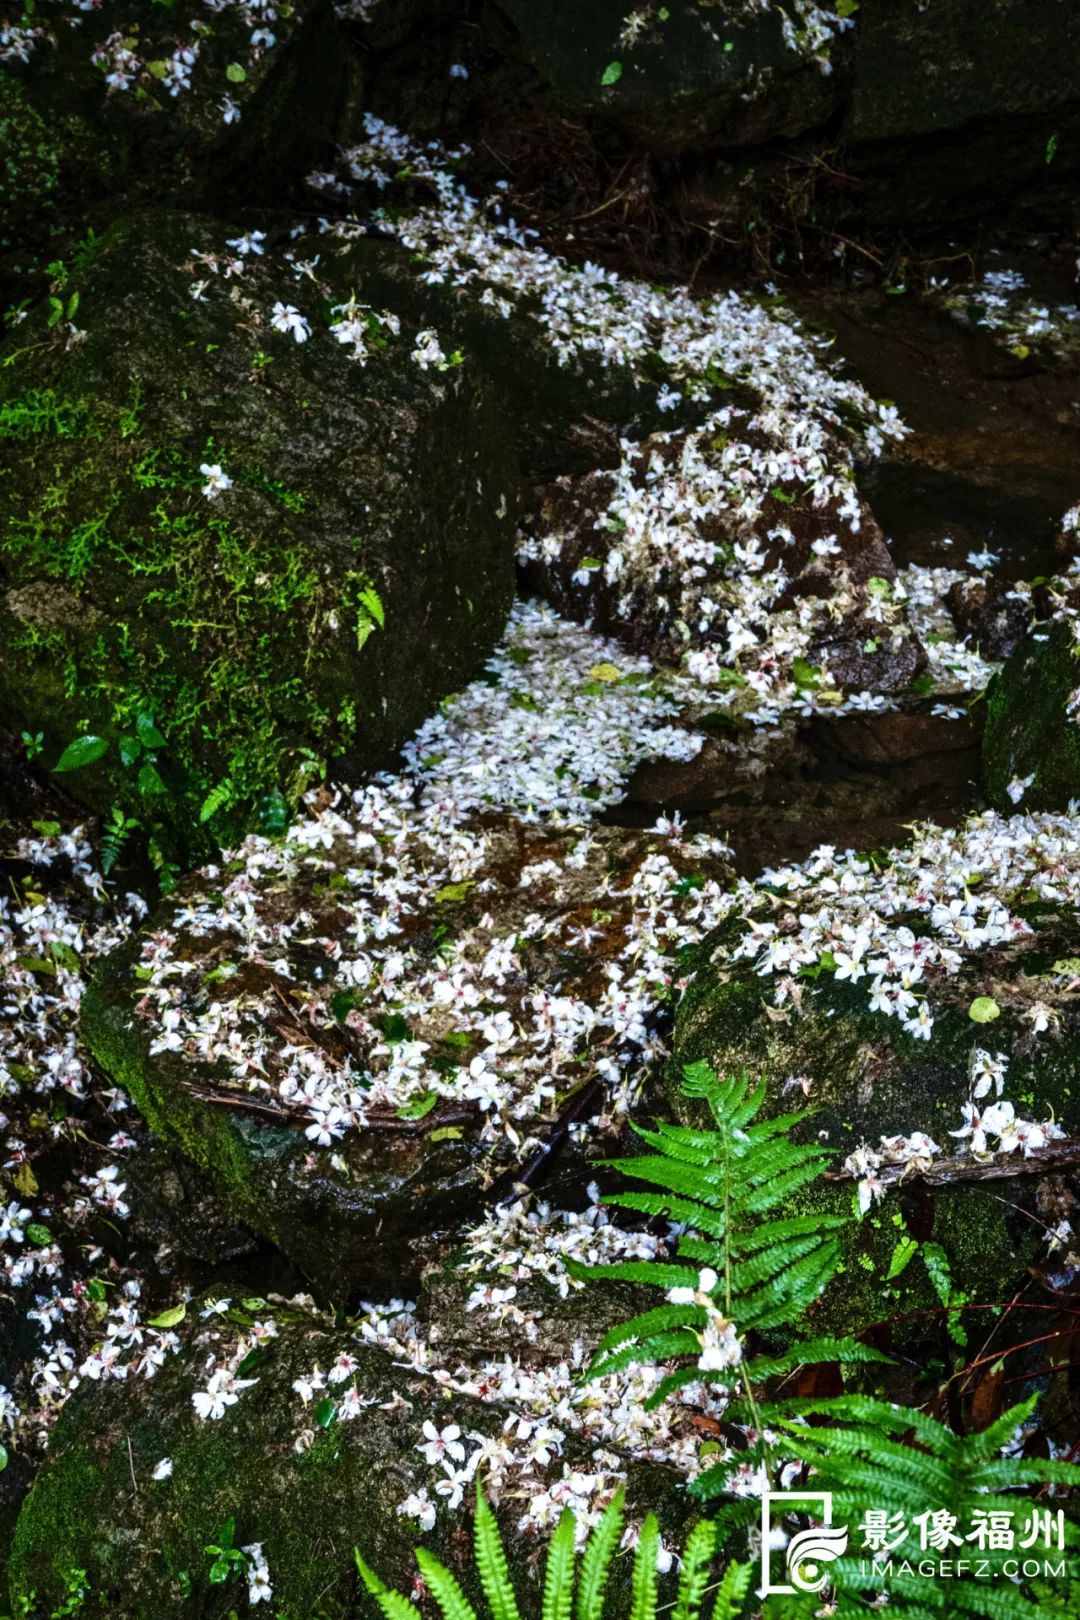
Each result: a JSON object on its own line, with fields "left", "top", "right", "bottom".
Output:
{"left": 183, "top": 1083, "right": 477, "bottom": 1135}
{"left": 826, "top": 1141, "right": 1080, "bottom": 1190}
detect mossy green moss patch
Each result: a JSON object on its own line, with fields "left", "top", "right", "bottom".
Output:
{"left": 668, "top": 917, "right": 1080, "bottom": 1346}
{"left": 983, "top": 619, "right": 1080, "bottom": 812}
{"left": 0, "top": 213, "right": 519, "bottom": 862}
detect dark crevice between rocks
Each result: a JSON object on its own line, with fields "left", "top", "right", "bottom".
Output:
{"left": 603, "top": 705, "right": 984, "bottom": 877}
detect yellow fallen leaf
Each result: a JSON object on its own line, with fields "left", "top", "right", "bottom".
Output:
{"left": 13, "top": 1161, "right": 38, "bottom": 1197}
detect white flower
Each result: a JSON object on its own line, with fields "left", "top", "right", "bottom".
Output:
{"left": 199, "top": 463, "right": 233, "bottom": 499}
{"left": 411, "top": 327, "right": 450, "bottom": 371}
{"left": 243, "top": 1543, "right": 272, "bottom": 1605}
{"left": 270, "top": 302, "right": 310, "bottom": 342}
{"left": 1006, "top": 773, "right": 1035, "bottom": 804}
{"left": 192, "top": 1368, "right": 257, "bottom": 1421}
{"left": 151, "top": 1457, "right": 173, "bottom": 1480}
{"left": 418, "top": 1420, "right": 466, "bottom": 1465}
{"left": 397, "top": 1489, "right": 437, "bottom": 1532}
{"left": 227, "top": 231, "right": 266, "bottom": 257}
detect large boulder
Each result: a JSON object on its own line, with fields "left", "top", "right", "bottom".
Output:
{"left": 81, "top": 782, "right": 734, "bottom": 1296}
{"left": 667, "top": 809, "right": 1080, "bottom": 1342}
{"left": 302, "top": 219, "right": 708, "bottom": 481}
{"left": 846, "top": 0, "right": 1080, "bottom": 145}
{"left": 0, "top": 0, "right": 347, "bottom": 296}
{"left": 8, "top": 1200, "right": 712, "bottom": 1619}
{"left": 0, "top": 212, "right": 518, "bottom": 854}
{"left": 984, "top": 618, "right": 1080, "bottom": 812}
{"left": 490, "top": 0, "right": 848, "bottom": 152}
{"left": 518, "top": 415, "right": 926, "bottom": 693}
{"left": 486, "top": 1, "right": 1080, "bottom": 231}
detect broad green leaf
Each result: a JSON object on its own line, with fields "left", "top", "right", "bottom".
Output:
{"left": 138, "top": 762, "right": 167, "bottom": 796}
{"left": 136, "top": 712, "right": 165, "bottom": 747}
{"left": 54, "top": 735, "right": 109, "bottom": 772}
{"left": 148, "top": 1302, "right": 187, "bottom": 1328}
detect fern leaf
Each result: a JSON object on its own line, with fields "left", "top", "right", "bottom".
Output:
{"left": 727, "top": 1231, "right": 831, "bottom": 1293}
{"left": 601, "top": 1154, "right": 728, "bottom": 1204}
{"left": 710, "top": 1562, "right": 751, "bottom": 1620}
{"left": 629, "top": 1515, "right": 659, "bottom": 1620}
{"left": 742, "top": 1336, "right": 890, "bottom": 1382}
{"left": 600, "top": 1189, "right": 728, "bottom": 1238}
{"left": 199, "top": 776, "right": 234, "bottom": 824}
{"left": 565, "top": 1259, "right": 701, "bottom": 1291}
{"left": 671, "top": 1520, "right": 715, "bottom": 1620}
{"left": 593, "top": 1303, "right": 708, "bottom": 1358}
{"left": 474, "top": 1483, "right": 521, "bottom": 1620}
{"left": 355, "top": 1551, "right": 390, "bottom": 1596}
{"left": 587, "top": 1330, "right": 704, "bottom": 1383}
{"left": 736, "top": 1245, "right": 840, "bottom": 1330}
{"left": 730, "top": 1212, "right": 848, "bottom": 1250}
{"left": 575, "top": 1489, "right": 624, "bottom": 1620}
{"left": 642, "top": 1364, "right": 714, "bottom": 1410}
{"left": 954, "top": 1396, "right": 1037, "bottom": 1461}
{"left": 415, "top": 1548, "right": 480, "bottom": 1620}
{"left": 354, "top": 1554, "right": 422, "bottom": 1620}
{"left": 542, "top": 1507, "right": 576, "bottom": 1620}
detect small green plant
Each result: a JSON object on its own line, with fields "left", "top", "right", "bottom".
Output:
{"left": 204, "top": 1515, "right": 248, "bottom": 1587}
{"left": 577, "top": 1065, "right": 1080, "bottom": 1615}
{"left": 572, "top": 1063, "right": 883, "bottom": 1414}
{"left": 3, "top": 1569, "right": 90, "bottom": 1619}
{"left": 356, "top": 1484, "right": 750, "bottom": 1620}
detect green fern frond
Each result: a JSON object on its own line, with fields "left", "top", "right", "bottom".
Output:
{"left": 575, "top": 1489, "right": 625, "bottom": 1620}
{"left": 474, "top": 1483, "right": 521, "bottom": 1620}
{"left": 587, "top": 1331, "right": 705, "bottom": 1383}
{"left": 593, "top": 1304, "right": 708, "bottom": 1357}
{"left": 670, "top": 1519, "right": 715, "bottom": 1620}
{"left": 542, "top": 1508, "right": 576, "bottom": 1620}
{"left": 579, "top": 1063, "right": 1080, "bottom": 1619}
{"left": 415, "top": 1548, "right": 480, "bottom": 1620}
{"left": 577, "top": 1064, "right": 861, "bottom": 1381}
{"left": 710, "top": 1560, "right": 752, "bottom": 1620}
{"left": 357, "top": 1495, "right": 742, "bottom": 1620}
{"left": 741, "top": 1336, "right": 890, "bottom": 1382}
{"left": 725, "top": 1397, "right": 1080, "bottom": 1617}
{"left": 628, "top": 1516, "right": 659, "bottom": 1620}
{"left": 198, "top": 775, "right": 235, "bottom": 824}
{"left": 355, "top": 1553, "right": 422, "bottom": 1620}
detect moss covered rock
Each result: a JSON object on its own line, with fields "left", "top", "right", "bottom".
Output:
{"left": 0, "top": 212, "right": 518, "bottom": 855}
{"left": 8, "top": 1261, "right": 693, "bottom": 1619}
{"left": 492, "top": 0, "right": 845, "bottom": 153}
{"left": 81, "top": 797, "right": 733, "bottom": 1296}
{"left": 0, "top": 0, "right": 347, "bottom": 293}
{"left": 517, "top": 419, "right": 926, "bottom": 689}
{"left": 6, "top": 1306, "right": 509, "bottom": 1619}
{"left": 667, "top": 906, "right": 1080, "bottom": 1344}
{"left": 847, "top": 0, "right": 1080, "bottom": 144}
{"left": 984, "top": 619, "right": 1080, "bottom": 813}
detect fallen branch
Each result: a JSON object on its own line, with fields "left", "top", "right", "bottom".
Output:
{"left": 826, "top": 1141, "right": 1080, "bottom": 1190}
{"left": 184, "top": 1083, "right": 477, "bottom": 1135}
